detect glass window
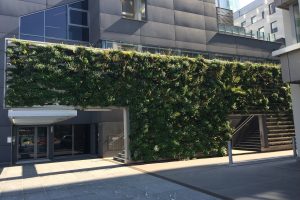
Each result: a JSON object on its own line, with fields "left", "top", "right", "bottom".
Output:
{"left": 270, "top": 21, "right": 278, "bottom": 33}
{"left": 54, "top": 125, "right": 73, "bottom": 156}
{"left": 258, "top": 26, "right": 265, "bottom": 39}
{"left": 20, "top": 11, "right": 44, "bottom": 37}
{"left": 45, "top": 6, "right": 67, "bottom": 39}
{"left": 262, "top": 11, "right": 265, "bottom": 19}
{"left": 293, "top": 4, "right": 300, "bottom": 42}
{"left": 122, "top": 0, "right": 147, "bottom": 20}
{"left": 251, "top": 16, "right": 257, "bottom": 24}
{"left": 69, "top": 25, "right": 89, "bottom": 41}
{"left": 69, "top": 0, "right": 88, "bottom": 10}
{"left": 69, "top": 10, "right": 88, "bottom": 26}
{"left": 241, "top": 21, "right": 246, "bottom": 27}
{"left": 74, "top": 125, "right": 90, "bottom": 155}
{"left": 269, "top": 3, "right": 276, "bottom": 15}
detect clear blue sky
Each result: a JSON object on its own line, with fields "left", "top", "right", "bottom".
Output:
{"left": 239, "top": 0, "right": 255, "bottom": 9}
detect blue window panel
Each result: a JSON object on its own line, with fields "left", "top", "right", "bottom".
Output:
{"left": 20, "top": 34, "right": 44, "bottom": 42}
{"left": 69, "top": 26, "right": 89, "bottom": 42}
{"left": 45, "top": 6, "right": 67, "bottom": 39}
{"left": 20, "top": 11, "right": 44, "bottom": 36}
{"left": 69, "top": 0, "right": 88, "bottom": 10}
{"left": 69, "top": 10, "right": 88, "bottom": 26}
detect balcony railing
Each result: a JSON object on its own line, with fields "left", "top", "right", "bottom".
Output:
{"left": 218, "top": 24, "right": 277, "bottom": 42}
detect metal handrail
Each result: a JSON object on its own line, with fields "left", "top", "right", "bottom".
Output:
{"left": 232, "top": 115, "right": 255, "bottom": 136}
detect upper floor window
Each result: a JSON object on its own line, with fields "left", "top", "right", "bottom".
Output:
{"left": 262, "top": 11, "right": 265, "bottom": 19}
{"left": 269, "top": 3, "right": 276, "bottom": 15}
{"left": 251, "top": 16, "right": 257, "bottom": 24}
{"left": 258, "top": 26, "right": 265, "bottom": 39}
{"left": 270, "top": 21, "right": 278, "bottom": 33}
{"left": 241, "top": 21, "right": 246, "bottom": 27}
{"left": 122, "top": 0, "right": 146, "bottom": 20}
{"left": 20, "top": 0, "right": 89, "bottom": 42}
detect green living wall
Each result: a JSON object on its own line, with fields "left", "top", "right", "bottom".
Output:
{"left": 5, "top": 40, "right": 291, "bottom": 161}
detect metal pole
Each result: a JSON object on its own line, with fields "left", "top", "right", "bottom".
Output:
{"left": 228, "top": 141, "right": 233, "bottom": 165}
{"left": 292, "top": 136, "right": 297, "bottom": 158}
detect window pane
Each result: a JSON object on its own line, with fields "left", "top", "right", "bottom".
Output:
{"left": 45, "top": 6, "right": 67, "bottom": 39}
{"left": 69, "top": 10, "right": 88, "bottom": 26}
{"left": 74, "top": 125, "right": 90, "bottom": 155}
{"left": 54, "top": 125, "right": 73, "bottom": 156}
{"left": 69, "top": 0, "right": 88, "bottom": 10}
{"left": 20, "top": 11, "right": 44, "bottom": 36}
{"left": 69, "top": 26, "right": 89, "bottom": 41}
{"left": 294, "top": 4, "right": 300, "bottom": 42}
{"left": 122, "top": 0, "right": 134, "bottom": 18}
{"left": 141, "top": 0, "right": 146, "bottom": 20}
{"left": 20, "top": 34, "right": 44, "bottom": 42}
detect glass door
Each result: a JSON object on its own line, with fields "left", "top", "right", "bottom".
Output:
{"left": 18, "top": 127, "right": 35, "bottom": 160}
{"left": 17, "top": 126, "right": 48, "bottom": 161}
{"left": 37, "top": 127, "right": 48, "bottom": 159}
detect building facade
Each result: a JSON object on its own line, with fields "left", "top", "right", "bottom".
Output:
{"left": 0, "top": 0, "right": 283, "bottom": 165}
{"left": 234, "top": 0, "right": 286, "bottom": 43}
{"left": 273, "top": 0, "right": 300, "bottom": 157}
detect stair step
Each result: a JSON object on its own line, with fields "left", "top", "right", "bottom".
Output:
{"left": 266, "top": 121, "right": 294, "bottom": 126}
{"left": 269, "top": 141, "right": 293, "bottom": 146}
{"left": 236, "top": 143, "right": 261, "bottom": 148}
{"left": 268, "top": 133, "right": 295, "bottom": 138}
{"left": 234, "top": 147, "right": 260, "bottom": 151}
{"left": 266, "top": 117, "right": 293, "bottom": 122}
{"left": 268, "top": 137, "right": 293, "bottom": 142}
{"left": 267, "top": 125, "right": 295, "bottom": 129}
{"left": 268, "top": 129, "right": 295, "bottom": 133}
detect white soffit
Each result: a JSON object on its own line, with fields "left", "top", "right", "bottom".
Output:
{"left": 8, "top": 109, "right": 77, "bottom": 125}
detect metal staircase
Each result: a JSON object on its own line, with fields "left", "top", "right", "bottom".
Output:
{"left": 232, "top": 113, "right": 295, "bottom": 152}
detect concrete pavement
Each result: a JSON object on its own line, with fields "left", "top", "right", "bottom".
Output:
{"left": 0, "top": 159, "right": 220, "bottom": 200}
{"left": 132, "top": 151, "right": 299, "bottom": 200}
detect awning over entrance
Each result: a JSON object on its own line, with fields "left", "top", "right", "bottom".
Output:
{"left": 8, "top": 109, "right": 77, "bottom": 125}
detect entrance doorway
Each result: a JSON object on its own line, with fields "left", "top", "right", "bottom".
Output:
{"left": 17, "top": 127, "right": 48, "bottom": 161}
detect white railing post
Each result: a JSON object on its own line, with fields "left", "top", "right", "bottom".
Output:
{"left": 228, "top": 141, "right": 233, "bottom": 166}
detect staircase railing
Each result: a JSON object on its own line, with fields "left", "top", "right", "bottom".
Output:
{"left": 232, "top": 115, "right": 256, "bottom": 146}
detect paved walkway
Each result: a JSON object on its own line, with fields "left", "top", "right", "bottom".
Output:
{"left": 0, "top": 159, "right": 219, "bottom": 200}
{"left": 132, "top": 150, "right": 299, "bottom": 200}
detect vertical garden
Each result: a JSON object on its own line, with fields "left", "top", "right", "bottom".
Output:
{"left": 5, "top": 40, "right": 291, "bottom": 161}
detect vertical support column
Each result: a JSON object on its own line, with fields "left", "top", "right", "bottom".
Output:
{"left": 291, "top": 84, "right": 300, "bottom": 158}
{"left": 123, "top": 108, "right": 131, "bottom": 164}
{"left": 258, "top": 115, "right": 269, "bottom": 150}
{"left": 292, "top": 136, "right": 297, "bottom": 158}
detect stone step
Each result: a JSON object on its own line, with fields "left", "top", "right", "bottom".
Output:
{"left": 268, "top": 136, "right": 293, "bottom": 142}
{"left": 268, "top": 129, "right": 295, "bottom": 133}
{"left": 268, "top": 132, "right": 295, "bottom": 138}
{"left": 267, "top": 125, "right": 295, "bottom": 129}
{"left": 269, "top": 141, "right": 293, "bottom": 146}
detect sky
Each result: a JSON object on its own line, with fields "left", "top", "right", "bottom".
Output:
{"left": 238, "top": 0, "right": 255, "bottom": 10}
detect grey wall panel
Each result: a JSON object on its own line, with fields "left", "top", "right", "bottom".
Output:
{"left": 57, "top": 111, "right": 92, "bottom": 124}
{"left": 0, "top": 145, "right": 11, "bottom": 163}
{"left": 0, "top": 0, "right": 46, "bottom": 17}
{"left": 174, "top": 11, "right": 205, "bottom": 30}
{"left": 141, "top": 36, "right": 176, "bottom": 48}
{"left": 236, "top": 48, "right": 268, "bottom": 58}
{"left": 176, "top": 41, "right": 207, "bottom": 51}
{"left": 0, "top": 69, "right": 4, "bottom": 88}
{"left": 89, "top": 1, "right": 100, "bottom": 44}
{"left": 279, "top": 54, "right": 291, "bottom": 83}
{"left": 23, "top": 0, "right": 47, "bottom": 5}
{"left": 203, "top": 0, "right": 215, "bottom": 4}
{"left": 0, "top": 15, "right": 19, "bottom": 35}
{"left": 100, "top": 13, "right": 142, "bottom": 36}
{"left": 99, "top": 0, "right": 122, "bottom": 16}
{"left": 140, "top": 21, "right": 175, "bottom": 40}
{"left": 204, "top": 16, "right": 218, "bottom": 32}
{"left": 101, "top": 31, "right": 141, "bottom": 44}
{"left": 147, "top": 5, "right": 175, "bottom": 25}
{"left": 46, "top": 0, "right": 79, "bottom": 7}
{"left": 100, "top": 110, "right": 123, "bottom": 122}
{"left": 0, "top": 126, "right": 11, "bottom": 146}
{"left": 147, "top": 0, "right": 174, "bottom": 9}
{"left": 203, "top": 1, "right": 217, "bottom": 18}
{"left": 0, "top": 109, "right": 11, "bottom": 126}
{"left": 173, "top": 0, "right": 204, "bottom": 15}
{"left": 175, "top": 26, "right": 206, "bottom": 44}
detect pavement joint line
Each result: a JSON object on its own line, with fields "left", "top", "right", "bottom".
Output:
{"left": 104, "top": 159, "right": 233, "bottom": 200}
{"left": 230, "top": 155, "right": 296, "bottom": 167}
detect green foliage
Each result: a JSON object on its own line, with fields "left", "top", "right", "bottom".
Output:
{"left": 5, "top": 40, "right": 292, "bottom": 161}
